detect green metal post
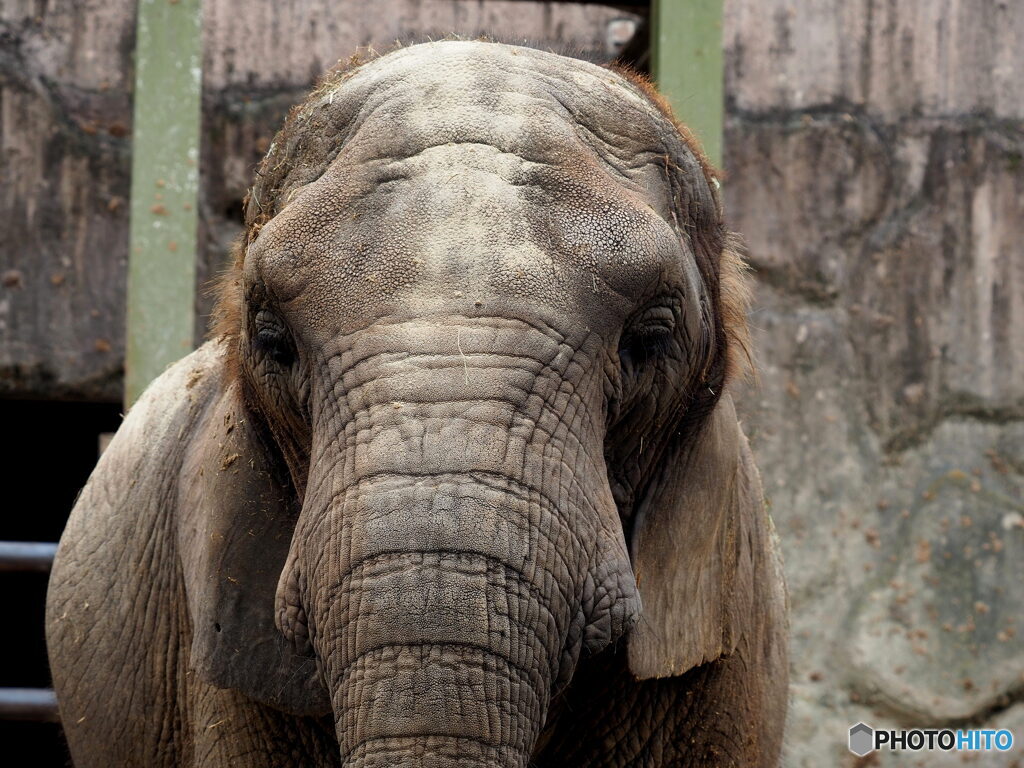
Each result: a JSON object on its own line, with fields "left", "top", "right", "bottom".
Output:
{"left": 651, "top": 0, "right": 724, "bottom": 168}
{"left": 125, "top": 0, "right": 203, "bottom": 406}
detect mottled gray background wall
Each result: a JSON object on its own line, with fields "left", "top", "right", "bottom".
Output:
{"left": 724, "top": 4, "right": 1024, "bottom": 766}
{"left": 2, "top": 1, "right": 1022, "bottom": 765}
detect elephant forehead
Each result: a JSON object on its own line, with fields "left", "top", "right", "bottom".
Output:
{"left": 331, "top": 41, "right": 678, "bottom": 220}
{"left": 311, "top": 41, "right": 671, "bottom": 164}
{"left": 249, "top": 144, "right": 685, "bottom": 337}
{"left": 245, "top": 41, "right": 699, "bottom": 335}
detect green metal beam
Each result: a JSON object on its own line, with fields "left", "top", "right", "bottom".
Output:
{"left": 125, "top": 0, "right": 203, "bottom": 406}
{"left": 651, "top": 0, "right": 724, "bottom": 168}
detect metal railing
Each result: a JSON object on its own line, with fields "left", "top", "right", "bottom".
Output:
{"left": 0, "top": 541, "right": 58, "bottom": 573}
{"left": 0, "top": 688, "right": 59, "bottom": 722}
{"left": 0, "top": 541, "right": 60, "bottom": 722}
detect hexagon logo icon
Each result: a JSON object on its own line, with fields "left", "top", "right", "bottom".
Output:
{"left": 849, "top": 722, "right": 874, "bottom": 756}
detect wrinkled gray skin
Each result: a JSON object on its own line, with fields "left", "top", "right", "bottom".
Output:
{"left": 47, "top": 42, "right": 788, "bottom": 767}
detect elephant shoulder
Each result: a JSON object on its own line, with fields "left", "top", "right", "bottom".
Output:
{"left": 50, "top": 341, "right": 229, "bottom": 590}
{"left": 126, "top": 339, "right": 229, "bottom": 444}
{"left": 103, "top": 341, "right": 227, "bottom": 483}
{"left": 47, "top": 341, "right": 234, "bottom": 753}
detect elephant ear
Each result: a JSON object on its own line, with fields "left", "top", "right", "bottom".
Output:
{"left": 627, "top": 392, "right": 762, "bottom": 679}
{"left": 178, "top": 363, "right": 329, "bottom": 715}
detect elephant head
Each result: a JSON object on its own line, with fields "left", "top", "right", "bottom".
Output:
{"left": 183, "top": 41, "right": 758, "bottom": 767}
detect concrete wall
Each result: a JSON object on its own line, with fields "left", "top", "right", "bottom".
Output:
{"left": 723, "top": 2, "right": 1024, "bottom": 765}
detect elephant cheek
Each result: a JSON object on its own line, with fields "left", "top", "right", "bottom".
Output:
{"left": 276, "top": 546, "right": 314, "bottom": 658}
{"left": 581, "top": 531, "right": 641, "bottom": 656}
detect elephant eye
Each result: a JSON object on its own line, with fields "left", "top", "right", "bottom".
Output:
{"left": 620, "top": 304, "right": 677, "bottom": 365}
{"left": 253, "top": 309, "right": 295, "bottom": 367}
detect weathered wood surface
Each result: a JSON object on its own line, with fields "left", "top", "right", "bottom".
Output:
{"left": 1, "top": 2, "right": 133, "bottom": 399}
{"left": 723, "top": 2, "right": 1024, "bottom": 764}
{"left": 0, "top": 0, "right": 639, "bottom": 400}
{"left": 652, "top": 0, "right": 723, "bottom": 166}
{"left": 125, "top": 0, "right": 202, "bottom": 405}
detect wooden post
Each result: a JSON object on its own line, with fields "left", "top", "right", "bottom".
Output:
{"left": 125, "top": 0, "right": 203, "bottom": 406}
{"left": 651, "top": 0, "right": 724, "bottom": 168}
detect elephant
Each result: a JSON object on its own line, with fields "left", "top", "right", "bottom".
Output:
{"left": 46, "top": 40, "right": 788, "bottom": 767}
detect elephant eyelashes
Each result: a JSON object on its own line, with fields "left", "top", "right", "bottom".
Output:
{"left": 253, "top": 309, "right": 296, "bottom": 367}
{"left": 620, "top": 305, "right": 678, "bottom": 367}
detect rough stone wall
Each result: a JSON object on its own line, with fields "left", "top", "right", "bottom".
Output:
{"left": 722, "top": 2, "right": 1024, "bottom": 765}
{"left": 0, "top": 0, "right": 640, "bottom": 400}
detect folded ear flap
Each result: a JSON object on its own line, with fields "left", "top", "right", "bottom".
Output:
{"left": 628, "top": 393, "right": 760, "bottom": 679}
{"left": 178, "top": 378, "right": 329, "bottom": 715}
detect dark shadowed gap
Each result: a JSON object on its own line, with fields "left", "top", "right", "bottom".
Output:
{"left": 0, "top": 399, "right": 123, "bottom": 767}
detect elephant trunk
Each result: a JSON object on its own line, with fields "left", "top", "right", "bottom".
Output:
{"left": 310, "top": 471, "right": 574, "bottom": 768}
{"left": 276, "top": 321, "right": 638, "bottom": 766}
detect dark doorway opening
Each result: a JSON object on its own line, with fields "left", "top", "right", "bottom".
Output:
{"left": 0, "top": 399, "right": 123, "bottom": 767}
